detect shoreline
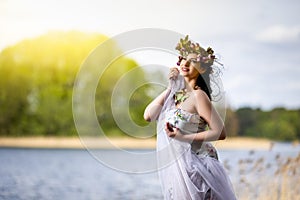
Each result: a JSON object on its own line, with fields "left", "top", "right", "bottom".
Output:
{"left": 0, "top": 136, "right": 276, "bottom": 150}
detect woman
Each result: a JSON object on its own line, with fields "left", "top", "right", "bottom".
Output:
{"left": 144, "top": 35, "right": 237, "bottom": 200}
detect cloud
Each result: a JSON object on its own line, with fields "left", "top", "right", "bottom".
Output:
{"left": 255, "top": 25, "right": 300, "bottom": 43}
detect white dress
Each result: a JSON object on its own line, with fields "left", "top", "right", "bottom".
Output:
{"left": 156, "top": 75, "right": 237, "bottom": 200}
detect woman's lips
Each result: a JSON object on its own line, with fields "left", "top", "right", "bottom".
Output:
{"left": 181, "top": 67, "right": 189, "bottom": 72}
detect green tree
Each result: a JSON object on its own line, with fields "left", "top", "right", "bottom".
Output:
{"left": 259, "top": 119, "right": 297, "bottom": 141}
{"left": 236, "top": 107, "right": 261, "bottom": 137}
{"left": 236, "top": 107, "right": 300, "bottom": 141}
{"left": 224, "top": 107, "right": 239, "bottom": 137}
{"left": 0, "top": 31, "right": 151, "bottom": 137}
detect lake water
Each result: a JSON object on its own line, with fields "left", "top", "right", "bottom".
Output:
{"left": 1, "top": 142, "right": 299, "bottom": 200}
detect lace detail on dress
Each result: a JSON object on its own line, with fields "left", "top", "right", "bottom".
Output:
{"left": 168, "top": 187, "right": 174, "bottom": 200}
{"left": 195, "top": 143, "right": 218, "bottom": 160}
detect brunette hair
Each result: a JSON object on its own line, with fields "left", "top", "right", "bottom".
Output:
{"left": 194, "top": 60, "right": 213, "bottom": 101}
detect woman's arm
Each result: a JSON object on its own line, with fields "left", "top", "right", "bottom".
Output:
{"left": 144, "top": 67, "right": 179, "bottom": 122}
{"left": 193, "top": 89, "right": 226, "bottom": 141}
{"left": 165, "top": 89, "right": 226, "bottom": 142}
{"left": 143, "top": 89, "right": 170, "bottom": 122}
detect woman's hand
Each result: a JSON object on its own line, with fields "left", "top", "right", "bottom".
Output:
{"left": 168, "top": 67, "right": 179, "bottom": 80}
{"left": 165, "top": 122, "right": 177, "bottom": 137}
{"left": 164, "top": 122, "right": 193, "bottom": 143}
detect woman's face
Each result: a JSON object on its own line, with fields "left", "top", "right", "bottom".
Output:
{"left": 179, "top": 53, "right": 206, "bottom": 79}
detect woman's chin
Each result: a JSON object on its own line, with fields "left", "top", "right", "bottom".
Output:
{"left": 180, "top": 71, "right": 189, "bottom": 76}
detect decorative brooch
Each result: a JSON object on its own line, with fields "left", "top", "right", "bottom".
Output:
{"left": 174, "top": 89, "right": 189, "bottom": 105}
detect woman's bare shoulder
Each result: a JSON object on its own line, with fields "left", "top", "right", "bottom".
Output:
{"left": 192, "top": 89, "right": 213, "bottom": 120}
{"left": 193, "top": 89, "right": 210, "bottom": 102}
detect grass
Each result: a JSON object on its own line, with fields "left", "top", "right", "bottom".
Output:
{"left": 229, "top": 150, "right": 300, "bottom": 199}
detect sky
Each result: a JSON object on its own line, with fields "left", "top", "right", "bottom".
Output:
{"left": 1, "top": 0, "right": 300, "bottom": 110}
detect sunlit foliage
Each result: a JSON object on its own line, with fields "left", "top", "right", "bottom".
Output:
{"left": 0, "top": 31, "right": 151, "bottom": 136}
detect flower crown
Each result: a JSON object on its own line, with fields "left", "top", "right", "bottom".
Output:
{"left": 175, "top": 35, "right": 216, "bottom": 66}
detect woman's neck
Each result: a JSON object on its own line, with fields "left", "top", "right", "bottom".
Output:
{"left": 184, "top": 77, "right": 197, "bottom": 91}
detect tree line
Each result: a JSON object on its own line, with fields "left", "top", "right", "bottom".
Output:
{"left": 225, "top": 107, "right": 300, "bottom": 141}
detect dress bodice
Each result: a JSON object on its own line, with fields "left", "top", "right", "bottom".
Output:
{"left": 165, "top": 108, "right": 207, "bottom": 134}
{"left": 165, "top": 108, "right": 218, "bottom": 159}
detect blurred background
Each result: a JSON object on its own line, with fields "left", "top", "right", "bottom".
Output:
{"left": 0, "top": 0, "right": 299, "bottom": 140}
{"left": 0, "top": 0, "right": 300, "bottom": 199}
